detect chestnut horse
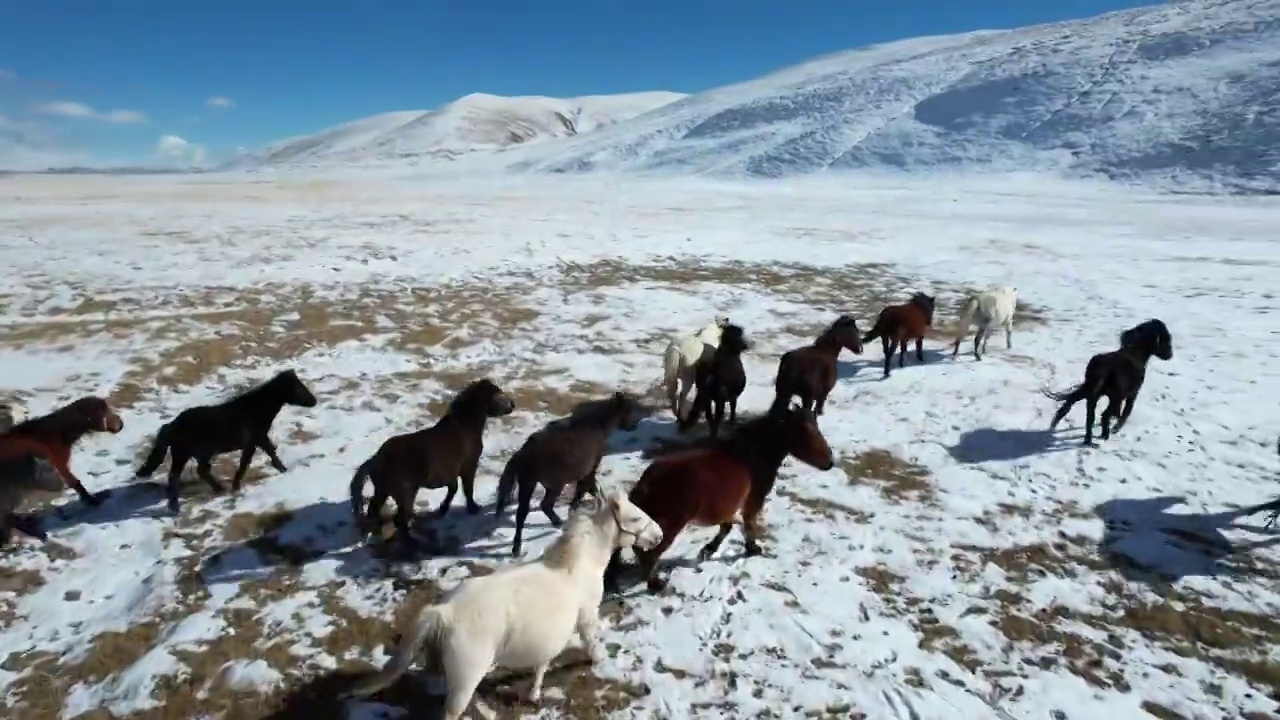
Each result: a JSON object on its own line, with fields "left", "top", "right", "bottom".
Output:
{"left": 771, "top": 316, "right": 863, "bottom": 415}
{"left": 862, "top": 292, "right": 937, "bottom": 379}
{"left": 680, "top": 323, "right": 750, "bottom": 439}
{"left": 603, "top": 403, "right": 835, "bottom": 594}
{"left": 494, "top": 391, "right": 648, "bottom": 557}
{"left": 0, "top": 405, "right": 67, "bottom": 547}
{"left": 136, "top": 368, "right": 318, "bottom": 515}
{"left": 0, "top": 396, "right": 124, "bottom": 508}
{"left": 1042, "top": 318, "right": 1173, "bottom": 446}
{"left": 350, "top": 379, "right": 515, "bottom": 553}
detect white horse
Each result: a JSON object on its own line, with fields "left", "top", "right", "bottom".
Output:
{"left": 340, "top": 489, "right": 662, "bottom": 720}
{"left": 951, "top": 286, "right": 1018, "bottom": 361}
{"left": 661, "top": 315, "right": 730, "bottom": 420}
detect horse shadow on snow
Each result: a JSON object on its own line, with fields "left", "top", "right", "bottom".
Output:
{"left": 199, "top": 488, "right": 513, "bottom": 586}
{"left": 946, "top": 426, "right": 1079, "bottom": 463}
{"left": 1095, "top": 495, "right": 1280, "bottom": 585}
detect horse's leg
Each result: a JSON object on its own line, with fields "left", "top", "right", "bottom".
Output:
{"left": 434, "top": 478, "right": 459, "bottom": 517}
{"left": 440, "top": 645, "right": 491, "bottom": 720}
{"left": 815, "top": 387, "right": 829, "bottom": 416}
{"left": 166, "top": 450, "right": 191, "bottom": 515}
{"left": 458, "top": 454, "right": 482, "bottom": 515}
{"left": 708, "top": 400, "right": 724, "bottom": 439}
{"left": 392, "top": 483, "right": 420, "bottom": 553}
{"left": 568, "top": 467, "right": 599, "bottom": 509}
{"left": 973, "top": 328, "right": 984, "bottom": 361}
{"left": 603, "top": 547, "right": 627, "bottom": 593}
{"left": 638, "top": 518, "right": 685, "bottom": 593}
{"left": 527, "top": 663, "right": 549, "bottom": 703}
{"left": 511, "top": 474, "right": 539, "bottom": 557}
{"left": 677, "top": 366, "right": 696, "bottom": 421}
{"left": 575, "top": 605, "right": 606, "bottom": 664}
{"left": 196, "top": 458, "right": 227, "bottom": 495}
{"left": 728, "top": 396, "right": 738, "bottom": 424}
{"left": 898, "top": 339, "right": 909, "bottom": 368}
{"left": 1100, "top": 391, "right": 1124, "bottom": 441}
{"left": 696, "top": 523, "right": 734, "bottom": 563}
{"left": 539, "top": 482, "right": 565, "bottom": 527}
{"left": 1005, "top": 319, "right": 1013, "bottom": 350}
{"left": 256, "top": 435, "right": 288, "bottom": 473}
{"left": 42, "top": 447, "right": 103, "bottom": 507}
{"left": 880, "top": 336, "right": 892, "bottom": 377}
{"left": 1083, "top": 394, "right": 1099, "bottom": 447}
{"left": 230, "top": 444, "right": 257, "bottom": 494}
{"left": 915, "top": 336, "right": 924, "bottom": 363}
{"left": 1113, "top": 391, "right": 1139, "bottom": 434}
{"left": 9, "top": 512, "right": 47, "bottom": 542}
{"left": 365, "top": 488, "right": 388, "bottom": 535}
{"left": 740, "top": 494, "right": 771, "bottom": 557}
{"left": 797, "top": 387, "right": 815, "bottom": 414}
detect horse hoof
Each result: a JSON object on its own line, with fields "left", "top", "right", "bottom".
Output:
{"left": 646, "top": 578, "right": 668, "bottom": 594}
{"left": 273, "top": 463, "right": 288, "bottom": 473}
{"left": 465, "top": 504, "right": 482, "bottom": 515}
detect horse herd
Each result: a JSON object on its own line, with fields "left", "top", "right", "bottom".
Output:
{"left": 0, "top": 284, "right": 1207, "bottom": 719}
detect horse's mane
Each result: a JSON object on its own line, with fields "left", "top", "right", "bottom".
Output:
{"left": 640, "top": 409, "right": 777, "bottom": 459}
{"left": 446, "top": 379, "right": 498, "bottom": 416}
{"left": 538, "top": 507, "right": 601, "bottom": 570}
{"left": 716, "top": 324, "right": 748, "bottom": 354}
{"left": 219, "top": 369, "right": 293, "bottom": 405}
{"left": 548, "top": 393, "right": 644, "bottom": 431}
{"left": 7, "top": 397, "right": 97, "bottom": 436}
{"left": 1120, "top": 319, "right": 1169, "bottom": 349}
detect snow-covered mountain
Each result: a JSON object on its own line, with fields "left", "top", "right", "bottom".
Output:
{"left": 504, "top": 0, "right": 1278, "bottom": 191}
{"left": 225, "top": 92, "right": 686, "bottom": 170}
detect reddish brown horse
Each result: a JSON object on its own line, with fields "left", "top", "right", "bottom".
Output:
{"left": 861, "top": 292, "right": 937, "bottom": 379}
{"left": 603, "top": 403, "right": 834, "bottom": 594}
{"left": 771, "top": 315, "right": 863, "bottom": 415}
{"left": 0, "top": 396, "right": 124, "bottom": 507}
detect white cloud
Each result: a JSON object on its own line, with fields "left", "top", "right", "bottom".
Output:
{"left": 0, "top": 69, "right": 15, "bottom": 82}
{"left": 206, "top": 96, "right": 235, "bottom": 110}
{"left": 38, "top": 100, "right": 148, "bottom": 124}
{"left": 156, "top": 134, "right": 206, "bottom": 166}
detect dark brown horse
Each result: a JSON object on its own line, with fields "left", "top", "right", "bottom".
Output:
{"left": 494, "top": 391, "right": 648, "bottom": 557}
{"left": 0, "top": 396, "right": 124, "bottom": 508}
{"left": 350, "top": 378, "right": 515, "bottom": 553}
{"left": 603, "top": 403, "right": 835, "bottom": 594}
{"left": 136, "top": 369, "right": 318, "bottom": 514}
{"left": 0, "top": 406, "right": 66, "bottom": 547}
{"left": 1043, "top": 318, "right": 1173, "bottom": 446}
{"left": 771, "top": 316, "right": 863, "bottom": 415}
{"left": 862, "top": 292, "right": 937, "bottom": 378}
{"left": 680, "top": 323, "right": 750, "bottom": 438}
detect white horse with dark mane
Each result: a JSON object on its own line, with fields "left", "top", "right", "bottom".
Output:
{"left": 340, "top": 490, "right": 662, "bottom": 720}
{"left": 662, "top": 315, "right": 730, "bottom": 420}
{"left": 950, "top": 286, "right": 1018, "bottom": 361}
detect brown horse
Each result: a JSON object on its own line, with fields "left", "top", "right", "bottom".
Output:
{"left": 603, "top": 403, "right": 835, "bottom": 594}
{"left": 862, "top": 292, "right": 937, "bottom": 378}
{"left": 494, "top": 391, "right": 649, "bottom": 557}
{"left": 0, "top": 396, "right": 124, "bottom": 508}
{"left": 136, "top": 368, "right": 318, "bottom": 515}
{"left": 771, "top": 316, "right": 863, "bottom": 415}
{"left": 350, "top": 379, "right": 515, "bottom": 553}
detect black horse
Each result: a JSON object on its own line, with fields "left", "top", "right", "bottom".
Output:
{"left": 680, "top": 323, "right": 749, "bottom": 439}
{"left": 136, "top": 368, "right": 319, "bottom": 514}
{"left": 1043, "top": 319, "right": 1173, "bottom": 446}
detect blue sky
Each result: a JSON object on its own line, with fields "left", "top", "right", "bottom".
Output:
{"left": 0, "top": 0, "right": 1158, "bottom": 168}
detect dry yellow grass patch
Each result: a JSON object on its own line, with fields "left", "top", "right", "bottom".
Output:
{"left": 841, "top": 450, "right": 937, "bottom": 505}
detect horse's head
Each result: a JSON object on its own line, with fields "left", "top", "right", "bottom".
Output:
{"left": 608, "top": 391, "right": 649, "bottom": 432}
{"left": 276, "top": 369, "right": 319, "bottom": 408}
{"left": 770, "top": 403, "right": 835, "bottom": 471}
{"left": 718, "top": 323, "right": 749, "bottom": 354}
{"left": 714, "top": 315, "right": 731, "bottom": 328}
{"left": 605, "top": 490, "right": 662, "bottom": 551}
{"left": 828, "top": 315, "right": 864, "bottom": 355}
{"left": 451, "top": 378, "right": 516, "bottom": 418}
{"left": 1121, "top": 319, "right": 1173, "bottom": 361}
{"left": 910, "top": 292, "right": 937, "bottom": 322}
{"left": 65, "top": 396, "right": 124, "bottom": 435}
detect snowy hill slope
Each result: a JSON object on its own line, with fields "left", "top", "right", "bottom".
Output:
{"left": 506, "top": 0, "right": 1280, "bottom": 190}
{"left": 227, "top": 92, "right": 685, "bottom": 170}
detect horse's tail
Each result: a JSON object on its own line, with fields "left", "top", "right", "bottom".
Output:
{"left": 134, "top": 423, "right": 173, "bottom": 478}
{"left": 1040, "top": 383, "right": 1085, "bottom": 403}
{"left": 349, "top": 456, "right": 375, "bottom": 527}
{"left": 341, "top": 604, "right": 451, "bottom": 699}
{"left": 494, "top": 450, "right": 521, "bottom": 515}
{"left": 662, "top": 343, "right": 683, "bottom": 414}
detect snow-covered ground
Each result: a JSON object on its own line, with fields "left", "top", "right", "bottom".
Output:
{"left": 1, "top": 171, "right": 1278, "bottom": 720}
